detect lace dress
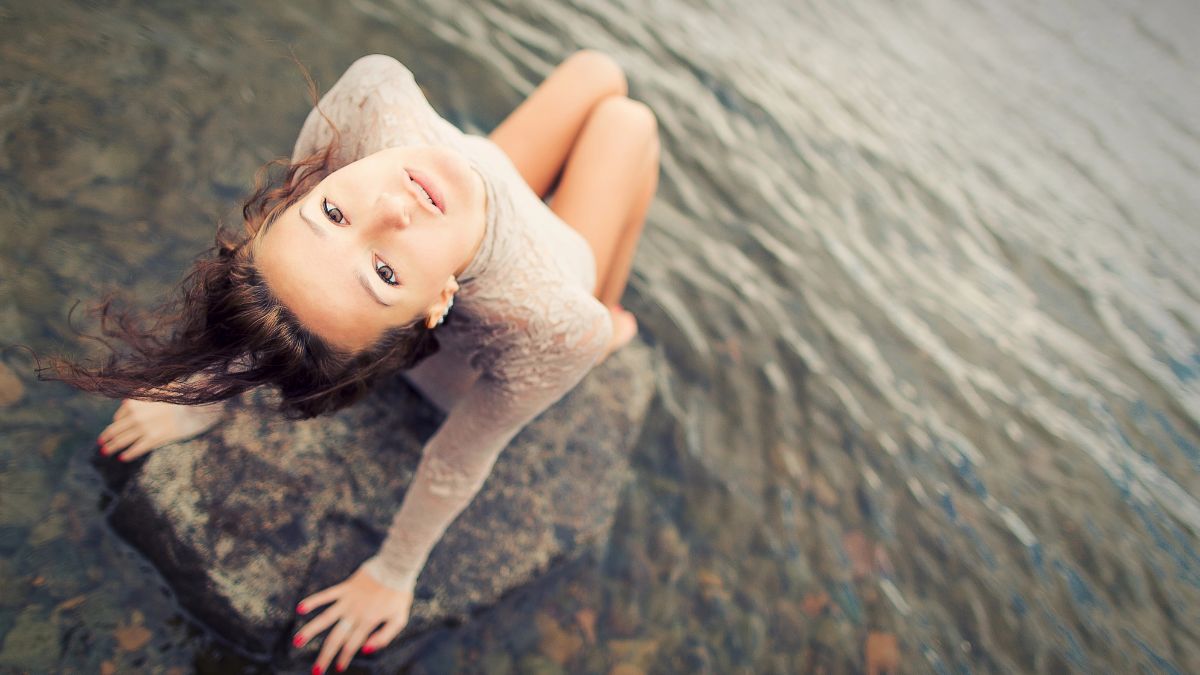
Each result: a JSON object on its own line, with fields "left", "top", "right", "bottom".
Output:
{"left": 290, "top": 54, "right": 613, "bottom": 592}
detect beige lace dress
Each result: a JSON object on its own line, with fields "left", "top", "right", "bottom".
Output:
{"left": 290, "top": 54, "right": 614, "bottom": 592}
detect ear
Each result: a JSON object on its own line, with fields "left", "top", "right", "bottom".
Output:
{"left": 425, "top": 276, "right": 461, "bottom": 329}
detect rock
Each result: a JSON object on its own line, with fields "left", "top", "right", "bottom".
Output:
{"left": 607, "top": 638, "right": 660, "bottom": 669}
{"left": 841, "top": 530, "right": 872, "bottom": 580}
{"left": 802, "top": 591, "right": 830, "bottom": 617}
{"left": 536, "top": 612, "right": 583, "bottom": 665}
{"left": 0, "top": 605, "right": 57, "bottom": 671}
{"left": 0, "top": 362, "right": 23, "bottom": 406}
{"left": 114, "top": 620, "right": 152, "bottom": 652}
{"left": 99, "top": 340, "right": 655, "bottom": 670}
{"left": 865, "top": 631, "right": 899, "bottom": 674}
{"left": 574, "top": 608, "right": 597, "bottom": 645}
{"left": 516, "top": 654, "right": 567, "bottom": 675}
{"left": 811, "top": 474, "right": 839, "bottom": 508}
{"left": 478, "top": 651, "right": 513, "bottom": 675}
{"left": 28, "top": 510, "right": 65, "bottom": 547}
{"left": 0, "top": 470, "right": 51, "bottom": 527}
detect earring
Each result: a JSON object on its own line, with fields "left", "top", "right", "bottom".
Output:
{"left": 430, "top": 277, "right": 458, "bottom": 329}
{"left": 436, "top": 295, "right": 454, "bottom": 326}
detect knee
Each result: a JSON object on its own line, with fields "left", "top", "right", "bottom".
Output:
{"left": 590, "top": 96, "right": 659, "bottom": 148}
{"left": 565, "top": 49, "right": 628, "bottom": 98}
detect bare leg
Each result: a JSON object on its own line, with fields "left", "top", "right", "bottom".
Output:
{"left": 484, "top": 51, "right": 658, "bottom": 362}
{"left": 487, "top": 50, "right": 628, "bottom": 200}
{"left": 547, "top": 97, "right": 659, "bottom": 361}
{"left": 546, "top": 96, "right": 659, "bottom": 301}
{"left": 98, "top": 398, "right": 226, "bottom": 462}
{"left": 596, "top": 132, "right": 659, "bottom": 307}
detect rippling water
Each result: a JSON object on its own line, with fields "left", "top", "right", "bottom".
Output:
{"left": 2, "top": 0, "right": 1198, "bottom": 672}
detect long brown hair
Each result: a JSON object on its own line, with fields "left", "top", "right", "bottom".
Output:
{"left": 35, "top": 56, "right": 442, "bottom": 419}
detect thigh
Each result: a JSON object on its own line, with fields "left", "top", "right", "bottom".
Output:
{"left": 548, "top": 96, "right": 659, "bottom": 296}
{"left": 487, "top": 50, "right": 627, "bottom": 200}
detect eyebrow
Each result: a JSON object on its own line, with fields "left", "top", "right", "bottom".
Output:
{"left": 300, "top": 200, "right": 392, "bottom": 308}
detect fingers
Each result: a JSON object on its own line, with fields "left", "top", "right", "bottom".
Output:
{"left": 316, "top": 615, "right": 355, "bottom": 674}
{"left": 101, "top": 427, "right": 142, "bottom": 455}
{"left": 298, "top": 584, "right": 344, "bottom": 616}
{"left": 335, "top": 623, "right": 378, "bottom": 672}
{"left": 115, "top": 400, "right": 133, "bottom": 419}
{"left": 294, "top": 600, "right": 344, "bottom": 649}
{"left": 117, "top": 437, "right": 158, "bottom": 462}
{"left": 99, "top": 416, "right": 136, "bottom": 446}
{"left": 364, "top": 611, "right": 410, "bottom": 654}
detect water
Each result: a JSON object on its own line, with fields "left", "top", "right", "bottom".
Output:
{"left": 2, "top": 0, "right": 1198, "bottom": 672}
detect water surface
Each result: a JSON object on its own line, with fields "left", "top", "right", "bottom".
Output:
{"left": 1, "top": 0, "right": 1198, "bottom": 672}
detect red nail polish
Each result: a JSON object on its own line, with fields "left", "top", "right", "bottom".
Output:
{"left": 336, "top": 664, "right": 346, "bottom": 673}
{"left": 361, "top": 644, "right": 375, "bottom": 655}
{"left": 312, "top": 666, "right": 323, "bottom": 675}
{"left": 293, "top": 634, "right": 304, "bottom": 648}
{"left": 297, "top": 602, "right": 308, "bottom": 614}
{"left": 98, "top": 442, "right": 108, "bottom": 455}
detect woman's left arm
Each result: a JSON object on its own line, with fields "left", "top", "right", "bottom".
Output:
{"left": 293, "top": 289, "right": 613, "bottom": 674}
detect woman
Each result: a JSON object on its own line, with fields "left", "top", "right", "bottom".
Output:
{"left": 53, "top": 50, "right": 658, "bottom": 673}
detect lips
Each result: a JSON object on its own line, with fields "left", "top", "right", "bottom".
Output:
{"left": 407, "top": 168, "right": 445, "bottom": 214}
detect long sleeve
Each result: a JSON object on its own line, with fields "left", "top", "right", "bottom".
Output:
{"left": 358, "top": 289, "right": 613, "bottom": 591}
{"left": 291, "top": 53, "right": 466, "bottom": 169}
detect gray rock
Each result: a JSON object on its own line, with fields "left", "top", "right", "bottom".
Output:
{"left": 98, "top": 340, "right": 655, "bottom": 671}
{"left": 0, "top": 604, "right": 57, "bottom": 672}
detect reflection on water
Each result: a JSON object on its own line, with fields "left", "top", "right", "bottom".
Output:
{"left": 2, "top": 0, "right": 1199, "bottom": 672}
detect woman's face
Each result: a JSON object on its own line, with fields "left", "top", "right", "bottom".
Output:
{"left": 255, "top": 144, "right": 487, "bottom": 352}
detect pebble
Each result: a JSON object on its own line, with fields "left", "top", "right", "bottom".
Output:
{"left": 0, "top": 362, "right": 24, "bottom": 406}
{"left": 811, "top": 475, "right": 839, "bottom": 508}
{"left": 515, "top": 654, "right": 566, "bottom": 675}
{"left": 607, "top": 638, "right": 660, "bottom": 668}
{"left": 575, "top": 608, "right": 597, "bottom": 645}
{"left": 841, "top": 530, "right": 873, "bottom": 579}
{"left": 535, "top": 612, "right": 583, "bottom": 665}
{"left": 115, "top": 616, "right": 152, "bottom": 652}
{"left": 802, "top": 591, "right": 830, "bottom": 617}
{"left": 865, "top": 631, "right": 899, "bottom": 674}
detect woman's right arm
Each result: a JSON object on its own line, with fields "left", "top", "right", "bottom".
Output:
{"left": 358, "top": 287, "right": 613, "bottom": 592}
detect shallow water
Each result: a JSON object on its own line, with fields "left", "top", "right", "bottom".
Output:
{"left": 2, "top": 0, "right": 1199, "bottom": 672}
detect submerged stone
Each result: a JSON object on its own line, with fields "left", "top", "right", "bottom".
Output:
{"left": 0, "top": 362, "right": 24, "bottom": 407}
{"left": 96, "top": 340, "right": 655, "bottom": 670}
{"left": 0, "top": 605, "right": 57, "bottom": 671}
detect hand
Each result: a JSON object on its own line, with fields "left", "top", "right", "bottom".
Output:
{"left": 98, "top": 398, "right": 224, "bottom": 462}
{"left": 293, "top": 566, "right": 414, "bottom": 674}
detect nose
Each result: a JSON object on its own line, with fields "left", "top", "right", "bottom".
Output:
{"left": 374, "top": 191, "right": 413, "bottom": 230}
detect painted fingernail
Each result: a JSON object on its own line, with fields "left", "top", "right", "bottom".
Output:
{"left": 336, "top": 664, "right": 346, "bottom": 673}
{"left": 361, "top": 644, "right": 375, "bottom": 655}
{"left": 297, "top": 602, "right": 308, "bottom": 614}
{"left": 98, "top": 442, "right": 108, "bottom": 455}
{"left": 312, "top": 666, "right": 323, "bottom": 675}
{"left": 293, "top": 633, "right": 305, "bottom": 648}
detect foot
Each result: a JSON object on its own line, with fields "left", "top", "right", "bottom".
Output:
{"left": 598, "top": 305, "right": 638, "bottom": 364}
{"left": 97, "top": 398, "right": 226, "bottom": 462}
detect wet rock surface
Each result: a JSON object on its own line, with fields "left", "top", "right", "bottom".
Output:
{"left": 96, "top": 340, "right": 655, "bottom": 671}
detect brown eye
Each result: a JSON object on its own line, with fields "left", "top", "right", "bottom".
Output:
{"left": 322, "top": 198, "right": 344, "bottom": 224}
{"left": 375, "top": 257, "right": 398, "bottom": 286}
